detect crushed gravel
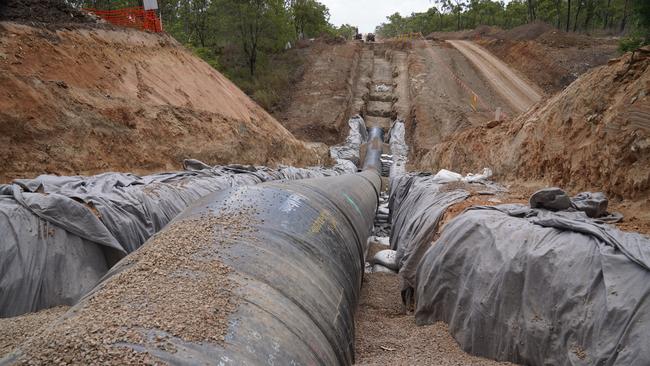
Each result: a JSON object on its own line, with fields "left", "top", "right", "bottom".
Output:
{"left": 354, "top": 263, "right": 516, "bottom": 366}
{"left": 0, "top": 306, "right": 69, "bottom": 358}
{"left": 6, "top": 212, "right": 250, "bottom": 364}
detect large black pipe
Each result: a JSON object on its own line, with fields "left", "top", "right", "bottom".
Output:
{"left": 3, "top": 129, "right": 384, "bottom": 365}
{"left": 361, "top": 127, "right": 384, "bottom": 173}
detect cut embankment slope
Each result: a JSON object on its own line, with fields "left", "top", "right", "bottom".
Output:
{"left": 0, "top": 22, "right": 322, "bottom": 182}
{"left": 419, "top": 48, "right": 650, "bottom": 200}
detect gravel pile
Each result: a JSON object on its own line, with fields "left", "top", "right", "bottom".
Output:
{"left": 0, "top": 306, "right": 69, "bottom": 358}
{"left": 6, "top": 212, "right": 250, "bottom": 364}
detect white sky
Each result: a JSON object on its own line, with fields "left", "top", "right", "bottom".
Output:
{"left": 320, "top": 0, "right": 438, "bottom": 33}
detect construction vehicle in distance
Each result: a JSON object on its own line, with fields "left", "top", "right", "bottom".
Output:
{"left": 354, "top": 27, "right": 363, "bottom": 41}
{"left": 366, "top": 33, "right": 375, "bottom": 42}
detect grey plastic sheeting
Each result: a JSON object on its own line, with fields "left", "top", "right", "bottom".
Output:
{"left": 388, "top": 173, "right": 470, "bottom": 295}
{"left": 2, "top": 169, "right": 381, "bottom": 366}
{"left": 0, "top": 160, "right": 355, "bottom": 317}
{"left": 387, "top": 119, "right": 408, "bottom": 178}
{"left": 330, "top": 115, "right": 368, "bottom": 164}
{"left": 415, "top": 204, "right": 650, "bottom": 366}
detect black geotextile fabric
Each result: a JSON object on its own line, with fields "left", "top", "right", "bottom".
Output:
{"left": 0, "top": 160, "right": 355, "bottom": 317}
{"left": 415, "top": 204, "right": 650, "bottom": 366}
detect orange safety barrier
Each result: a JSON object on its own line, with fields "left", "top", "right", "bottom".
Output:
{"left": 84, "top": 6, "right": 163, "bottom": 33}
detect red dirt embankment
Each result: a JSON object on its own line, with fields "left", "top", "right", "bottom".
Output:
{"left": 0, "top": 21, "right": 322, "bottom": 182}
{"left": 276, "top": 40, "right": 362, "bottom": 145}
{"left": 420, "top": 47, "right": 650, "bottom": 201}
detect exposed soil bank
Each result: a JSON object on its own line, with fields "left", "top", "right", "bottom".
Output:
{"left": 0, "top": 22, "right": 322, "bottom": 182}
{"left": 430, "top": 22, "right": 619, "bottom": 94}
{"left": 275, "top": 40, "right": 362, "bottom": 145}
{"left": 406, "top": 40, "right": 514, "bottom": 163}
{"left": 421, "top": 48, "right": 650, "bottom": 200}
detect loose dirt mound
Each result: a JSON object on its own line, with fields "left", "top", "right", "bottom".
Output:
{"left": 0, "top": 22, "right": 322, "bottom": 182}
{"left": 0, "top": 0, "right": 93, "bottom": 24}
{"left": 419, "top": 47, "right": 650, "bottom": 201}
{"left": 0, "top": 306, "right": 69, "bottom": 358}
{"left": 478, "top": 36, "right": 618, "bottom": 93}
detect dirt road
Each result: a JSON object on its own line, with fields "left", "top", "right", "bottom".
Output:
{"left": 448, "top": 40, "right": 542, "bottom": 112}
{"left": 407, "top": 40, "right": 515, "bottom": 162}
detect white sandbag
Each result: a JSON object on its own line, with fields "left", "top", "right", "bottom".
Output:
{"left": 373, "top": 249, "right": 398, "bottom": 271}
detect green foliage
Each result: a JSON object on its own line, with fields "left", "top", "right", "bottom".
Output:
{"left": 332, "top": 24, "right": 358, "bottom": 40}
{"left": 70, "top": 0, "right": 337, "bottom": 110}
{"left": 290, "top": 0, "right": 332, "bottom": 38}
{"left": 618, "top": 35, "right": 644, "bottom": 51}
{"left": 375, "top": 0, "right": 650, "bottom": 39}
{"left": 634, "top": 0, "right": 650, "bottom": 42}
{"left": 187, "top": 45, "right": 220, "bottom": 70}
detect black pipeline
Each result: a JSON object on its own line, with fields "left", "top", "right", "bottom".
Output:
{"left": 3, "top": 128, "right": 385, "bottom": 365}
{"left": 162, "top": 126, "right": 384, "bottom": 364}
{"left": 361, "top": 126, "right": 384, "bottom": 173}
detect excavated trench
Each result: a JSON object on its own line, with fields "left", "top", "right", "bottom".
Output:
{"left": 1, "top": 40, "right": 505, "bottom": 365}
{"left": 3, "top": 36, "right": 648, "bottom": 366}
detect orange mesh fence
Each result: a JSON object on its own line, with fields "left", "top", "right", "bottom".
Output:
{"left": 84, "top": 6, "right": 163, "bottom": 33}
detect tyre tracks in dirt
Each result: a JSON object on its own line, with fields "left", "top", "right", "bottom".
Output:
{"left": 447, "top": 40, "right": 543, "bottom": 113}
{"left": 407, "top": 39, "right": 517, "bottom": 162}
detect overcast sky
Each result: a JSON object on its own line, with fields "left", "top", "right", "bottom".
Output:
{"left": 320, "top": 0, "right": 437, "bottom": 33}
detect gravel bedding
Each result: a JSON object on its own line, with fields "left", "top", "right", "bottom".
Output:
{"left": 354, "top": 266, "right": 516, "bottom": 365}
{"left": 0, "top": 306, "right": 69, "bottom": 358}
{"left": 5, "top": 212, "right": 252, "bottom": 365}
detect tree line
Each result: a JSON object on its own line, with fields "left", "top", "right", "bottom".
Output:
{"left": 66, "top": 0, "right": 359, "bottom": 110}
{"left": 68, "top": 0, "right": 356, "bottom": 76}
{"left": 376, "top": 0, "right": 649, "bottom": 46}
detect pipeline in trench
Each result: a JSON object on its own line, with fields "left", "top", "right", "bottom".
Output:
{"left": 2, "top": 127, "right": 389, "bottom": 365}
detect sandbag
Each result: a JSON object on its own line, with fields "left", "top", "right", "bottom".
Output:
{"left": 415, "top": 204, "right": 650, "bottom": 365}
{"left": 0, "top": 198, "right": 111, "bottom": 317}
{"left": 373, "top": 249, "right": 398, "bottom": 271}
{"left": 387, "top": 120, "right": 408, "bottom": 178}
{"left": 372, "top": 264, "right": 397, "bottom": 274}
{"left": 529, "top": 188, "right": 622, "bottom": 223}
